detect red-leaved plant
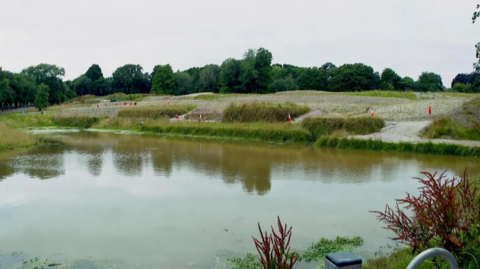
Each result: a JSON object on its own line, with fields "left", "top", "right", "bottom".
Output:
{"left": 370, "top": 170, "right": 479, "bottom": 254}
{"left": 253, "top": 216, "right": 299, "bottom": 269}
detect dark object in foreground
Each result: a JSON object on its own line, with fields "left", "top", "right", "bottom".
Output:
{"left": 325, "top": 252, "right": 362, "bottom": 268}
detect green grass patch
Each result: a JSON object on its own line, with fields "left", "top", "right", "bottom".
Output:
{"left": 343, "top": 91, "right": 417, "bottom": 100}
{"left": 364, "top": 248, "right": 434, "bottom": 269}
{"left": 222, "top": 102, "right": 310, "bottom": 123}
{"left": 0, "top": 123, "right": 38, "bottom": 150}
{"left": 141, "top": 122, "right": 311, "bottom": 142}
{"left": 314, "top": 136, "right": 480, "bottom": 157}
{"left": 103, "top": 93, "right": 148, "bottom": 102}
{"left": 117, "top": 105, "right": 195, "bottom": 119}
{"left": 422, "top": 118, "right": 480, "bottom": 141}
{"left": 302, "top": 117, "right": 385, "bottom": 139}
{"left": 51, "top": 116, "right": 101, "bottom": 128}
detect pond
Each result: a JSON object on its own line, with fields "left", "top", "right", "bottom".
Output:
{"left": 0, "top": 130, "right": 478, "bottom": 268}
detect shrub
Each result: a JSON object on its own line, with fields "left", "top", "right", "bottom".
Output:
{"left": 117, "top": 105, "right": 195, "bottom": 119}
{"left": 252, "top": 216, "right": 299, "bottom": 269}
{"left": 370, "top": 170, "right": 480, "bottom": 267}
{"left": 51, "top": 116, "right": 100, "bottom": 128}
{"left": 222, "top": 102, "right": 310, "bottom": 123}
{"left": 302, "top": 117, "right": 385, "bottom": 138}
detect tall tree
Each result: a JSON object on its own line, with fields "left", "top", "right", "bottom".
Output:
{"left": 473, "top": 4, "right": 480, "bottom": 71}
{"left": 111, "top": 64, "right": 149, "bottom": 94}
{"left": 329, "top": 63, "right": 378, "bottom": 92}
{"left": 199, "top": 64, "right": 220, "bottom": 93}
{"left": 380, "top": 68, "right": 402, "bottom": 90}
{"left": 151, "top": 64, "right": 176, "bottom": 95}
{"left": 220, "top": 58, "right": 243, "bottom": 93}
{"left": 85, "top": 64, "right": 104, "bottom": 81}
{"left": 417, "top": 72, "right": 445, "bottom": 92}
{"left": 254, "top": 48, "right": 273, "bottom": 92}
{"left": 296, "top": 67, "right": 327, "bottom": 91}
{"left": 21, "top": 64, "right": 66, "bottom": 105}
{"left": 35, "top": 83, "right": 50, "bottom": 113}
{"left": 174, "top": 72, "right": 193, "bottom": 95}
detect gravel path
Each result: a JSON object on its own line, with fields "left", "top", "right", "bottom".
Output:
{"left": 351, "top": 121, "right": 480, "bottom": 147}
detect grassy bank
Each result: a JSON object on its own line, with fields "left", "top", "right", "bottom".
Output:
{"left": 422, "top": 97, "right": 480, "bottom": 141}
{"left": 222, "top": 102, "right": 310, "bottom": 123}
{"left": 117, "top": 105, "right": 195, "bottom": 119}
{"left": 314, "top": 136, "right": 480, "bottom": 157}
{"left": 343, "top": 91, "right": 417, "bottom": 100}
{"left": 141, "top": 121, "right": 311, "bottom": 142}
{"left": 51, "top": 116, "right": 101, "bottom": 128}
{"left": 0, "top": 123, "right": 38, "bottom": 150}
{"left": 302, "top": 117, "right": 385, "bottom": 138}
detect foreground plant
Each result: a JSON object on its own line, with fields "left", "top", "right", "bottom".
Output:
{"left": 370, "top": 169, "right": 480, "bottom": 267}
{"left": 253, "top": 216, "right": 299, "bottom": 269}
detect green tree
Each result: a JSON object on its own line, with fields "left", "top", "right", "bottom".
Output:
{"left": 112, "top": 64, "right": 149, "bottom": 94}
{"left": 21, "top": 63, "right": 66, "bottom": 105}
{"left": 380, "top": 68, "right": 402, "bottom": 90}
{"left": 329, "top": 63, "right": 378, "bottom": 92}
{"left": 35, "top": 83, "right": 50, "bottom": 113}
{"left": 199, "top": 64, "right": 220, "bottom": 93}
{"left": 240, "top": 48, "right": 273, "bottom": 93}
{"left": 473, "top": 4, "right": 480, "bottom": 71}
{"left": 151, "top": 64, "right": 176, "bottom": 95}
{"left": 85, "top": 64, "right": 104, "bottom": 81}
{"left": 220, "top": 58, "right": 243, "bottom": 93}
{"left": 453, "top": 83, "right": 472, "bottom": 93}
{"left": 398, "top": 76, "right": 417, "bottom": 91}
{"left": 174, "top": 72, "right": 193, "bottom": 95}
{"left": 269, "top": 74, "right": 297, "bottom": 92}
{"left": 0, "top": 76, "right": 15, "bottom": 111}
{"left": 296, "top": 67, "right": 327, "bottom": 90}
{"left": 417, "top": 72, "right": 445, "bottom": 92}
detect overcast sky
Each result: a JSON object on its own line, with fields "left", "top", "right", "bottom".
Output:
{"left": 1, "top": 0, "right": 478, "bottom": 87}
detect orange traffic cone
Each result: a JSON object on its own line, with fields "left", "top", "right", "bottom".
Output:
{"left": 370, "top": 107, "right": 375, "bottom": 117}
{"left": 287, "top": 113, "right": 292, "bottom": 123}
{"left": 167, "top": 100, "right": 170, "bottom": 106}
{"left": 198, "top": 114, "right": 202, "bottom": 122}
{"left": 176, "top": 114, "right": 179, "bottom": 119}
{"left": 428, "top": 104, "right": 432, "bottom": 115}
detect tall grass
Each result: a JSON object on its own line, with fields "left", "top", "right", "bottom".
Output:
{"left": 141, "top": 122, "right": 311, "bottom": 142}
{"left": 422, "top": 118, "right": 480, "bottom": 141}
{"left": 302, "top": 117, "right": 385, "bottom": 139}
{"left": 0, "top": 123, "right": 37, "bottom": 150}
{"left": 51, "top": 116, "right": 101, "bottom": 128}
{"left": 314, "top": 136, "right": 480, "bottom": 157}
{"left": 343, "top": 91, "right": 417, "bottom": 100}
{"left": 104, "top": 93, "right": 148, "bottom": 102}
{"left": 222, "top": 102, "right": 310, "bottom": 123}
{"left": 117, "top": 105, "right": 195, "bottom": 119}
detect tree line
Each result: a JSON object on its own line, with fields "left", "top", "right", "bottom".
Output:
{"left": 2, "top": 47, "right": 475, "bottom": 112}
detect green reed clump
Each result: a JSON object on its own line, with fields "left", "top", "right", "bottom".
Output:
{"left": 104, "top": 93, "right": 148, "bottom": 102}
{"left": 222, "top": 102, "right": 310, "bottom": 123}
{"left": 141, "top": 122, "right": 311, "bottom": 142}
{"left": 302, "top": 117, "right": 385, "bottom": 139}
{"left": 117, "top": 105, "right": 195, "bottom": 119}
{"left": 314, "top": 136, "right": 480, "bottom": 157}
{"left": 51, "top": 115, "right": 100, "bottom": 128}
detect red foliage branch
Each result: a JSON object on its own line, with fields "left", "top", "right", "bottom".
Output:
{"left": 252, "top": 216, "right": 299, "bottom": 269}
{"left": 370, "top": 170, "right": 478, "bottom": 253}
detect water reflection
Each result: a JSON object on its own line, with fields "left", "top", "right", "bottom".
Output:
{"left": 0, "top": 131, "right": 478, "bottom": 195}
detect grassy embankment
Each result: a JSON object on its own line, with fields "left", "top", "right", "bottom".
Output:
{"left": 422, "top": 96, "right": 480, "bottom": 141}
{"left": 0, "top": 123, "right": 38, "bottom": 150}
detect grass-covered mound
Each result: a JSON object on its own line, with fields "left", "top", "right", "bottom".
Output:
{"left": 222, "top": 102, "right": 310, "bottom": 123}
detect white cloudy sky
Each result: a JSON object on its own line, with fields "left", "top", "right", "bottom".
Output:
{"left": 1, "top": 0, "right": 478, "bottom": 87}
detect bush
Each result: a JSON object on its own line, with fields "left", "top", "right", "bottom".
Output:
{"left": 370, "top": 170, "right": 480, "bottom": 268}
{"left": 302, "top": 117, "right": 385, "bottom": 139}
{"left": 51, "top": 116, "right": 100, "bottom": 128}
{"left": 117, "top": 105, "right": 195, "bottom": 119}
{"left": 222, "top": 102, "right": 310, "bottom": 123}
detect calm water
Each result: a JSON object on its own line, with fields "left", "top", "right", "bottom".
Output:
{"left": 0, "top": 130, "right": 478, "bottom": 268}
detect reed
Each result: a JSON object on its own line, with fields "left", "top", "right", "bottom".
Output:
{"left": 117, "top": 105, "right": 195, "bottom": 119}
{"left": 222, "top": 102, "right": 310, "bottom": 123}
